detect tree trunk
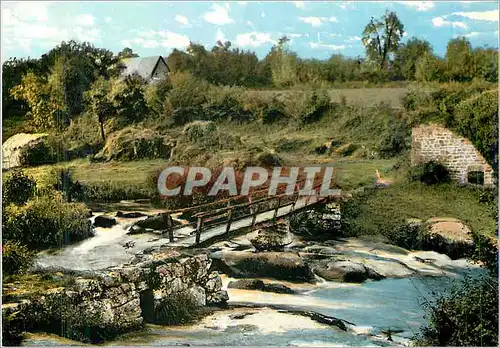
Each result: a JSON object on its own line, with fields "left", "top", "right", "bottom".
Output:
{"left": 99, "top": 120, "right": 106, "bottom": 142}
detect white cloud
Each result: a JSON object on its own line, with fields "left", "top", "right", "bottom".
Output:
{"left": 236, "top": 32, "right": 276, "bottom": 47}
{"left": 397, "top": 1, "right": 434, "bottom": 11}
{"left": 175, "top": 14, "right": 189, "bottom": 25}
{"left": 299, "top": 16, "right": 337, "bottom": 27}
{"left": 105, "top": 17, "right": 113, "bottom": 23}
{"left": 462, "top": 30, "right": 499, "bottom": 38}
{"left": 451, "top": 10, "right": 499, "bottom": 22}
{"left": 238, "top": 1, "right": 247, "bottom": 5}
{"left": 203, "top": 3, "right": 234, "bottom": 25}
{"left": 122, "top": 30, "right": 190, "bottom": 49}
{"left": 261, "top": 11, "right": 266, "bottom": 18}
{"left": 345, "top": 35, "right": 362, "bottom": 43}
{"left": 75, "top": 14, "right": 95, "bottom": 26}
{"left": 293, "top": 1, "right": 306, "bottom": 9}
{"left": 309, "top": 42, "right": 345, "bottom": 50}
{"left": 432, "top": 16, "right": 468, "bottom": 29}
{"left": 245, "top": 20, "right": 254, "bottom": 27}
{"left": 216, "top": 28, "right": 226, "bottom": 42}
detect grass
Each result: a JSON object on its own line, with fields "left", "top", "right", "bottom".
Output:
{"left": 345, "top": 182, "right": 497, "bottom": 237}
{"left": 2, "top": 273, "right": 78, "bottom": 303}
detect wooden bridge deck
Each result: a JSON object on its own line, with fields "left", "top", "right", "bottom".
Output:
{"left": 168, "top": 195, "right": 322, "bottom": 248}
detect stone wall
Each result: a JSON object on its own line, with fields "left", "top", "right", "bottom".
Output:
{"left": 2, "top": 252, "right": 228, "bottom": 344}
{"left": 411, "top": 124, "right": 493, "bottom": 185}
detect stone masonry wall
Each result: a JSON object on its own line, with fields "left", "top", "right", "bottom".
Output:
{"left": 411, "top": 124, "right": 493, "bottom": 185}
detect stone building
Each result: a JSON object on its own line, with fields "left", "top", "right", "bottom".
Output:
{"left": 411, "top": 124, "right": 494, "bottom": 186}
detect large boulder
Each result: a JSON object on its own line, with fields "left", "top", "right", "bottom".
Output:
{"left": 424, "top": 217, "right": 474, "bottom": 259}
{"left": 288, "top": 202, "right": 341, "bottom": 238}
{"left": 2, "top": 133, "right": 48, "bottom": 169}
{"left": 210, "top": 251, "right": 315, "bottom": 282}
{"left": 227, "top": 279, "right": 295, "bottom": 294}
{"left": 250, "top": 221, "right": 292, "bottom": 252}
{"left": 312, "top": 259, "right": 383, "bottom": 283}
{"left": 93, "top": 215, "right": 117, "bottom": 228}
{"left": 127, "top": 214, "right": 168, "bottom": 235}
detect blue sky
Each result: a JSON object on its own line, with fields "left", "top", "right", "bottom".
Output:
{"left": 1, "top": 1, "right": 498, "bottom": 62}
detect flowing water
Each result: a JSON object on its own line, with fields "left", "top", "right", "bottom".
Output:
{"left": 28, "top": 213, "right": 482, "bottom": 347}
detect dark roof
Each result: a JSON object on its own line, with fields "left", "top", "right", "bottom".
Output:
{"left": 120, "top": 56, "right": 169, "bottom": 80}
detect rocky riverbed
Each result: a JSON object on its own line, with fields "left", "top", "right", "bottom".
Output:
{"left": 7, "top": 204, "right": 484, "bottom": 346}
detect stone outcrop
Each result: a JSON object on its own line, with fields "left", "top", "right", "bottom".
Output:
{"left": 288, "top": 202, "right": 341, "bottom": 238}
{"left": 93, "top": 215, "right": 117, "bottom": 228}
{"left": 2, "top": 133, "right": 48, "bottom": 169}
{"left": 2, "top": 252, "right": 228, "bottom": 344}
{"left": 210, "top": 251, "right": 315, "bottom": 282}
{"left": 411, "top": 124, "right": 493, "bottom": 185}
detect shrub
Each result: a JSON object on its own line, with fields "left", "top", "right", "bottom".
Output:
{"left": 408, "top": 161, "right": 450, "bottom": 185}
{"left": 63, "top": 113, "right": 104, "bottom": 158}
{"left": 204, "top": 86, "right": 251, "bottom": 122}
{"left": 284, "top": 90, "right": 331, "bottom": 125}
{"left": 150, "top": 292, "right": 202, "bottom": 325}
{"left": 415, "top": 275, "right": 498, "bottom": 347}
{"left": 240, "top": 92, "right": 286, "bottom": 124}
{"left": 2, "top": 241, "right": 35, "bottom": 275}
{"left": 51, "top": 168, "right": 85, "bottom": 202}
{"left": 94, "top": 127, "right": 173, "bottom": 161}
{"left": 168, "top": 72, "right": 210, "bottom": 109}
{"left": 18, "top": 138, "right": 59, "bottom": 166}
{"left": 3, "top": 192, "right": 93, "bottom": 249}
{"left": 81, "top": 181, "right": 154, "bottom": 203}
{"left": 454, "top": 89, "right": 498, "bottom": 166}
{"left": 2, "top": 170, "right": 36, "bottom": 205}
{"left": 183, "top": 121, "right": 217, "bottom": 142}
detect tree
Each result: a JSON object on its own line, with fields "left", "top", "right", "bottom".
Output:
{"left": 117, "top": 47, "right": 139, "bottom": 59}
{"left": 473, "top": 47, "right": 498, "bottom": 83}
{"left": 10, "top": 72, "right": 66, "bottom": 130}
{"left": 362, "top": 11, "right": 405, "bottom": 70}
{"left": 394, "top": 37, "right": 433, "bottom": 80}
{"left": 445, "top": 37, "right": 475, "bottom": 82}
{"left": 85, "top": 77, "right": 114, "bottom": 141}
{"left": 415, "top": 52, "right": 446, "bottom": 82}
{"left": 267, "top": 36, "right": 298, "bottom": 87}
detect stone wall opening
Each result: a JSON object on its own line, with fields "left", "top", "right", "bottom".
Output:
{"left": 467, "top": 171, "right": 485, "bottom": 185}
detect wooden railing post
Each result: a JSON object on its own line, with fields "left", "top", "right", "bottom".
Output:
{"left": 167, "top": 215, "right": 174, "bottom": 242}
{"left": 290, "top": 193, "right": 299, "bottom": 213}
{"left": 273, "top": 196, "right": 282, "bottom": 219}
{"left": 251, "top": 204, "right": 258, "bottom": 228}
{"left": 195, "top": 216, "right": 203, "bottom": 246}
{"left": 226, "top": 208, "right": 233, "bottom": 235}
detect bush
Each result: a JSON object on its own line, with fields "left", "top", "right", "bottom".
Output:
{"left": 52, "top": 168, "right": 85, "bottom": 202}
{"left": 240, "top": 92, "right": 286, "bottom": 124}
{"left": 2, "top": 170, "right": 36, "bottom": 205}
{"left": 81, "top": 181, "right": 154, "bottom": 203}
{"left": 408, "top": 161, "right": 450, "bottom": 185}
{"left": 415, "top": 275, "right": 498, "bottom": 347}
{"left": 3, "top": 192, "right": 93, "bottom": 249}
{"left": 2, "top": 241, "right": 35, "bottom": 275}
{"left": 18, "top": 138, "right": 59, "bottom": 166}
{"left": 94, "top": 127, "right": 173, "bottom": 162}
{"left": 455, "top": 89, "right": 498, "bottom": 166}
{"left": 284, "top": 90, "right": 331, "bottom": 125}
{"left": 150, "top": 292, "right": 202, "bottom": 325}
{"left": 204, "top": 86, "right": 251, "bottom": 122}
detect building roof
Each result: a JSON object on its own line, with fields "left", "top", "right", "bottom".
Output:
{"left": 120, "top": 56, "right": 169, "bottom": 80}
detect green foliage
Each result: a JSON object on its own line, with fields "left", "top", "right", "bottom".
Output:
{"left": 94, "top": 127, "right": 173, "bottom": 162}
{"left": 204, "top": 86, "right": 252, "bottom": 122}
{"left": 2, "top": 170, "right": 37, "bottom": 206}
{"left": 269, "top": 37, "right": 298, "bottom": 87}
{"left": 151, "top": 292, "right": 202, "bottom": 325}
{"left": 415, "top": 52, "right": 446, "bottom": 82}
{"left": 445, "top": 37, "right": 475, "bottom": 82}
{"left": 18, "top": 138, "right": 59, "bottom": 166}
{"left": 454, "top": 89, "right": 498, "bottom": 165}
{"left": 2, "top": 192, "right": 93, "bottom": 249}
{"left": 284, "top": 89, "right": 331, "bottom": 125}
{"left": 84, "top": 77, "right": 114, "bottom": 141}
{"left": 415, "top": 275, "right": 498, "bottom": 346}
{"left": 408, "top": 161, "right": 450, "bottom": 185}
{"left": 109, "top": 75, "right": 149, "bottom": 123}
{"left": 80, "top": 181, "right": 153, "bottom": 203}
{"left": 393, "top": 38, "right": 433, "bottom": 80}
{"left": 2, "top": 241, "right": 36, "bottom": 275}
{"left": 362, "top": 11, "right": 404, "bottom": 69}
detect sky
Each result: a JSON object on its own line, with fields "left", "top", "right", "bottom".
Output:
{"left": 1, "top": 1, "right": 499, "bottom": 62}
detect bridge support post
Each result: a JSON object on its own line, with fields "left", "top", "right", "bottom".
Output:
{"left": 195, "top": 217, "right": 203, "bottom": 246}
{"left": 251, "top": 208, "right": 257, "bottom": 229}
{"left": 290, "top": 193, "right": 299, "bottom": 213}
{"left": 273, "top": 196, "right": 282, "bottom": 219}
{"left": 166, "top": 214, "right": 174, "bottom": 242}
{"left": 225, "top": 208, "right": 233, "bottom": 236}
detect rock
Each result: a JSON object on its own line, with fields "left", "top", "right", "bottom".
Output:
{"left": 288, "top": 203, "right": 341, "bottom": 238}
{"left": 129, "top": 214, "right": 167, "bottom": 233}
{"left": 313, "top": 260, "right": 369, "bottom": 283}
{"left": 186, "top": 285, "right": 206, "bottom": 306}
{"left": 116, "top": 211, "right": 147, "bottom": 218}
{"left": 93, "top": 215, "right": 117, "bottom": 228}
{"left": 425, "top": 217, "right": 474, "bottom": 259}
{"left": 210, "top": 251, "right": 315, "bottom": 283}
{"left": 227, "top": 279, "right": 295, "bottom": 294}
{"left": 2, "top": 133, "right": 48, "bottom": 169}
{"left": 206, "top": 290, "right": 229, "bottom": 305}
